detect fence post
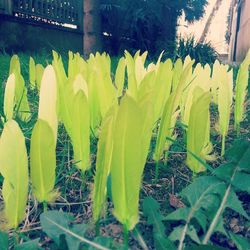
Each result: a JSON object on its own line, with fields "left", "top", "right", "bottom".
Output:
{"left": 0, "top": 0, "right": 12, "bottom": 14}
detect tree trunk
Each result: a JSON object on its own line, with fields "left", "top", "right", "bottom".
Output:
{"left": 199, "top": 0, "right": 223, "bottom": 43}
{"left": 83, "top": 0, "right": 102, "bottom": 58}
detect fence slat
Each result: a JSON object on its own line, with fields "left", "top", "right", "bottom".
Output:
{"left": 11, "top": 0, "right": 81, "bottom": 28}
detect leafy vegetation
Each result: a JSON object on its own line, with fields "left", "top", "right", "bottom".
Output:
{"left": 0, "top": 49, "right": 249, "bottom": 249}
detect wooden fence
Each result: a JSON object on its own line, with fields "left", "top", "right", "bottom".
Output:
{"left": 0, "top": 0, "right": 83, "bottom": 52}
{"left": 12, "top": 0, "right": 82, "bottom": 29}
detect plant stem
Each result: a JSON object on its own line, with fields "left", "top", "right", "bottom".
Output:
{"left": 123, "top": 224, "right": 129, "bottom": 248}
{"left": 221, "top": 136, "right": 225, "bottom": 156}
{"left": 43, "top": 201, "right": 48, "bottom": 212}
{"left": 236, "top": 124, "right": 240, "bottom": 137}
{"left": 154, "top": 161, "right": 160, "bottom": 183}
{"left": 95, "top": 220, "right": 100, "bottom": 236}
{"left": 81, "top": 170, "right": 86, "bottom": 192}
{"left": 202, "top": 184, "right": 231, "bottom": 244}
{"left": 13, "top": 230, "right": 20, "bottom": 245}
{"left": 203, "top": 163, "right": 239, "bottom": 244}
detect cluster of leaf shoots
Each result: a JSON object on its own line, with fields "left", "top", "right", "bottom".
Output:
{"left": 0, "top": 49, "right": 249, "bottom": 249}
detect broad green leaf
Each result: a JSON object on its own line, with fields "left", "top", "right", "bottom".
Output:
{"left": 29, "top": 57, "right": 36, "bottom": 89}
{"left": 166, "top": 176, "right": 225, "bottom": 249}
{"left": 202, "top": 140, "right": 250, "bottom": 244}
{"left": 38, "top": 65, "right": 58, "bottom": 144}
{"left": 4, "top": 74, "right": 15, "bottom": 121}
{"left": 93, "top": 105, "right": 117, "bottom": 221}
{"left": 40, "top": 211, "right": 107, "bottom": 250}
{"left": 0, "top": 120, "right": 28, "bottom": 229}
{"left": 111, "top": 95, "right": 143, "bottom": 230}
{"left": 30, "top": 119, "right": 58, "bottom": 203}
{"left": 226, "top": 190, "right": 249, "bottom": 219}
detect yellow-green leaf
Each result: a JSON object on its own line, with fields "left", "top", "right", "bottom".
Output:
{"left": 0, "top": 120, "right": 28, "bottom": 229}
{"left": 38, "top": 65, "right": 58, "bottom": 144}
{"left": 186, "top": 88, "right": 212, "bottom": 173}
{"left": 4, "top": 74, "right": 15, "bottom": 121}
{"left": 35, "top": 64, "right": 44, "bottom": 90}
{"left": 93, "top": 105, "right": 118, "bottom": 221}
{"left": 115, "top": 57, "right": 126, "bottom": 97}
{"left": 71, "top": 90, "right": 90, "bottom": 171}
{"left": 29, "top": 57, "right": 36, "bottom": 89}
{"left": 111, "top": 95, "right": 143, "bottom": 230}
{"left": 30, "top": 119, "right": 58, "bottom": 203}
{"left": 234, "top": 52, "right": 250, "bottom": 133}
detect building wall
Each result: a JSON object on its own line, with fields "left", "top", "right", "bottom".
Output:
{"left": 229, "top": 0, "right": 250, "bottom": 62}
{"left": 236, "top": 0, "right": 250, "bottom": 61}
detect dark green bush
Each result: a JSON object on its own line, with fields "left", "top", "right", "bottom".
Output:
{"left": 175, "top": 37, "right": 218, "bottom": 65}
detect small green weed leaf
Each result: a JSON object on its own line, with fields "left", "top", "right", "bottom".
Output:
{"left": 143, "top": 197, "right": 176, "bottom": 249}
{"left": 232, "top": 172, "right": 250, "bottom": 193}
{"left": 0, "top": 231, "right": 8, "bottom": 249}
{"left": 226, "top": 190, "right": 249, "bottom": 219}
{"left": 214, "top": 216, "right": 227, "bottom": 236}
{"left": 14, "top": 239, "right": 40, "bottom": 250}
{"left": 40, "top": 211, "right": 109, "bottom": 250}
{"left": 29, "top": 57, "right": 36, "bottom": 89}
{"left": 40, "top": 211, "right": 89, "bottom": 250}
{"left": 229, "top": 233, "right": 250, "bottom": 250}
{"left": 166, "top": 208, "right": 207, "bottom": 233}
{"left": 187, "top": 245, "right": 227, "bottom": 250}
{"left": 181, "top": 176, "right": 224, "bottom": 208}
{"left": 88, "top": 237, "right": 113, "bottom": 250}
{"left": 154, "top": 233, "right": 176, "bottom": 250}
{"left": 169, "top": 225, "right": 200, "bottom": 244}
{"left": 143, "top": 197, "right": 165, "bottom": 233}
{"left": 213, "top": 163, "right": 234, "bottom": 181}
{"left": 224, "top": 139, "right": 250, "bottom": 170}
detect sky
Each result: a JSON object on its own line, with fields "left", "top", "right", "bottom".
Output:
{"left": 177, "top": 0, "right": 232, "bottom": 54}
